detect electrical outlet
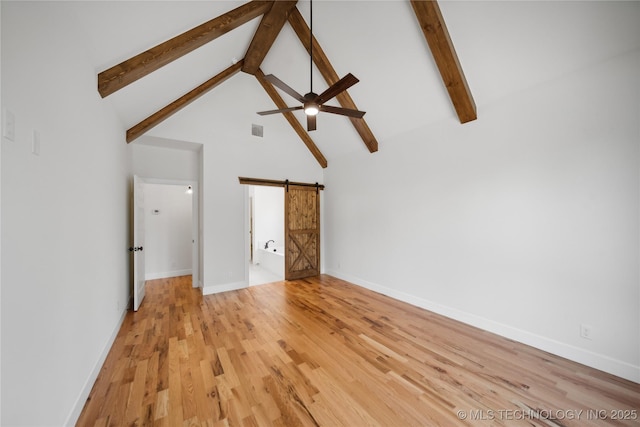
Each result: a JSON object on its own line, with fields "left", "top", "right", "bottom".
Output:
{"left": 580, "top": 324, "right": 593, "bottom": 340}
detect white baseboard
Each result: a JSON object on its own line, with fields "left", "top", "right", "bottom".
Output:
{"left": 326, "top": 269, "right": 640, "bottom": 383}
{"left": 203, "top": 280, "right": 247, "bottom": 296}
{"left": 64, "top": 308, "right": 128, "bottom": 426}
{"left": 145, "top": 269, "right": 192, "bottom": 280}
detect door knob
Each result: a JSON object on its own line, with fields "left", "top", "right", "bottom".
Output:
{"left": 128, "top": 246, "right": 144, "bottom": 252}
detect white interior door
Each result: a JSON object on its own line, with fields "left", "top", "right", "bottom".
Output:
{"left": 132, "top": 175, "right": 146, "bottom": 311}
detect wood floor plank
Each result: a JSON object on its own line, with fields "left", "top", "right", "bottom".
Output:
{"left": 77, "top": 275, "right": 640, "bottom": 426}
{"left": 154, "top": 389, "right": 169, "bottom": 421}
{"left": 125, "top": 358, "right": 148, "bottom": 423}
{"left": 168, "top": 337, "right": 185, "bottom": 426}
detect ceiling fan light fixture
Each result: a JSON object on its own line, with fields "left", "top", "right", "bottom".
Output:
{"left": 304, "top": 102, "right": 319, "bottom": 116}
{"left": 255, "top": 0, "right": 364, "bottom": 130}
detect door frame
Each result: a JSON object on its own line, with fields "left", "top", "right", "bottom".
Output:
{"left": 132, "top": 175, "right": 146, "bottom": 311}
{"left": 242, "top": 178, "right": 324, "bottom": 285}
{"left": 137, "top": 177, "right": 200, "bottom": 289}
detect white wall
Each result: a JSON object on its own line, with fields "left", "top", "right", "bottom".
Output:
{"left": 145, "top": 72, "right": 325, "bottom": 295}
{"left": 325, "top": 49, "right": 640, "bottom": 382}
{"left": 144, "top": 183, "right": 193, "bottom": 279}
{"left": 0, "top": 2, "right": 3, "bottom": 420}
{"left": 1, "top": 2, "right": 131, "bottom": 425}
{"left": 253, "top": 185, "right": 284, "bottom": 251}
{"left": 201, "top": 134, "right": 323, "bottom": 294}
{"left": 131, "top": 73, "right": 325, "bottom": 294}
{"left": 131, "top": 141, "right": 200, "bottom": 182}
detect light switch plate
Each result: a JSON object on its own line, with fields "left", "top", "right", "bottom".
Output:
{"left": 3, "top": 109, "right": 15, "bottom": 141}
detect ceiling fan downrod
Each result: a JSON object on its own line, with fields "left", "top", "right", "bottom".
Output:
{"left": 304, "top": 0, "right": 320, "bottom": 116}
{"left": 309, "top": 0, "right": 313, "bottom": 94}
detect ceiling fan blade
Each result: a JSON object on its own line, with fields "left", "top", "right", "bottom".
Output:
{"left": 316, "top": 73, "right": 359, "bottom": 104}
{"left": 319, "top": 104, "right": 366, "bottom": 118}
{"left": 307, "top": 114, "right": 317, "bottom": 131}
{"left": 257, "top": 106, "right": 303, "bottom": 115}
{"left": 264, "top": 74, "right": 305, "bottom": 103}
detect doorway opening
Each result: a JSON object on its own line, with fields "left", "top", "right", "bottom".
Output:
{"left": 248, "top": 185, "right": 284, "bottom": 286}
{"left": 143, "top": 182, "right": 197, "bottom": 285}
{"left": 133, "top": 177, "right": 200, "bottom": 304}
{"left": 242, "top": 177, "right": 323, "bottom": 285}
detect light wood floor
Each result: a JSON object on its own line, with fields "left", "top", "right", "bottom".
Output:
{"left": 77, "top": 275, "right": 639, "bottom": 426}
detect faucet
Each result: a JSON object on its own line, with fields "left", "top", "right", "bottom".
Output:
{"left": 265, "top": 240, "right": 275, "bottom": 249}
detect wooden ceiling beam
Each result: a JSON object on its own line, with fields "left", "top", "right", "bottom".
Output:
{"left": 126, "top": 61, "right": 243, "bottom": 143}
{"left": 410, "top": 0, "right": 476, "bottom": 123}
{"left": 242, "top": 1, "right": 298, "bottom": 75}
{"left": 287, "top": 7, "right": 378, "bottom": 154}
{"left": 255, "top": 68, "right": 328, "bottom": 168}
{"left": 98, "top": 1, "right": 272, "bottom": 98}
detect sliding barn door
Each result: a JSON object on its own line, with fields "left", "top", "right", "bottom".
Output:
{"left": 285, "top": 185, "right": 320, "bottom": 280}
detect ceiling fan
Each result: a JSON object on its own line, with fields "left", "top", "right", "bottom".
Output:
{"left": 257, "top": 0, "right": 365, "bottom": 131}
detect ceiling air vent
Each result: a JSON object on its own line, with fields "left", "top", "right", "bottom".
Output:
{"left": 251, "top": 124, "right": 263, "bottom": 138}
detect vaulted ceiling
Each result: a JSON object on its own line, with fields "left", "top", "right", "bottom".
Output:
{"left": 94, "top": 0, "right": 475, "bottom": 168}
{"left": 67, "top": 1, "right": 638, "bottom": 167}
